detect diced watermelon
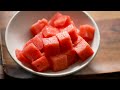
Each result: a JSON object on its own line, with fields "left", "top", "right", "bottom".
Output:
{"left": 64, "top": 15, "right": 73, "bottom": 27}
{"left": 79, "top": 24, "right": 95, "bottom": 42}
{"left": 41, "top": 52, "right": 45, "bottom": 56}
{"left": 42, "top": 25, "right": 59, "bottom": 38}
{"left": 31, "top": 35, "right": 43, "bottom": 50}
{"left": 22, "top": 43, "right": 42, "bottom": 61}
{"left": 73, "top": 38, "right": 94, "bottom": 61}
{"left": 61, "top": 24, "right": 78, "bottom": 43}
{"left": 32, "top": 56, "right": 50, "bottom": 72}
{"left": 15, "top": 49, "right": 32, "bottom": 68}
{"left": 23, "top": 40, "right": 32, "bottom": 49}
{"left": 49, "top": 12, "right": 72, "bottom": 28}
{"left": 53, "top": 15, "right": 68, "bottom": 28}
{"left": 53, "top": 15, "right": 72, "bottom": 28}
{"left": 30, "top": 18, "right": 48, "bottom": 36}
{"left": 42, "top": 36, "right": 60, "bottom": 56}
{"left": 65, "top": 49, "right": 79, "bottom": 66}
{"left": 15, "top": 49, "right": 31, "bottom": 64}
{"left": 15, "top": 12, "right": 96, "bottom": 72}
{"left": 36, "top": 32, "right": 44, "bottom": 38}
{"left": 76, "top": 28, "right": 80, "bottom": 34}
{"left": 49, "top": 12, "right": 63, "bottom": 26}
{"left": 23, "top": 35, "right": 43, "bottom": 51}
{"left": 49, "top": 54, "right": 68, "bottom": 71}
{"left": 56, "top": 31, "right": 73, "bottom": 53}
{"left": 74, "top": 36, "right": 83, "bottom": 46}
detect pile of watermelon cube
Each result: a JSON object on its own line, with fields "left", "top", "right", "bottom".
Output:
{"left": 15, "top": 12, "right": 95, "bottom": 72}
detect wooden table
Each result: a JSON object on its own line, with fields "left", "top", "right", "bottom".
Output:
{"left": 0, "top": 11, "right": 120, "bottom": 79}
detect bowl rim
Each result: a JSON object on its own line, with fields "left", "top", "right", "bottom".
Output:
{"left": 5, "top": 11, "right": 100, "bottom": 77}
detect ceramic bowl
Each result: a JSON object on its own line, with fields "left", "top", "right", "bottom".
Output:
{"left": 5, "top": 11, "right": 100, "bottom": 77}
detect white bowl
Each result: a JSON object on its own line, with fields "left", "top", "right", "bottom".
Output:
{"left": 5, "top": 11, "right": 100, "bottom": 77}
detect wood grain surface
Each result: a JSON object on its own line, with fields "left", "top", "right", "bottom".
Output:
{"left": 76, "top": 19, "right": 120, "bottom": 75}
{"left": 0, "top": 11, "right": 120, "bottom": 78}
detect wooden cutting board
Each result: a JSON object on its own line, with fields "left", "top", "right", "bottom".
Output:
{"left": 76, "top": 19, "right": 120, "bottom": 75}
{"left": 1, "top": 18, "right": 120, "bottom": 78}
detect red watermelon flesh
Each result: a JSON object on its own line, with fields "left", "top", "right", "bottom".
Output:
{"left": 30, "top": 18, "right": 48, "bottom": 36}
{"left": 23, "top": 35, "right": 43, "bottom": 51}
{"left": 74, "top": 36, "right": 83, "bottom": 46}
{"left": 32, "top": 56, "right": 50, "bottom": 72}
{"left": 49, "top": 12, "right": 63, "bottom": 26}
{"left": 61, "top": 24, "right": 78, "bottom": 43}
{"left": 79, "top": 24, "right": 95, "bottom": 42}
{"left": 15, "top": 49, "right": 32, "bottom": 67}
{"left": 22, "top": 43, "right": 42, "bottom": 61}
{"left": 15, "top": 12, "right": 95, "bottom": 72}
{"left": 74, "top": 38, "right": 94, "bottom": 61}
{"left": 65, "top": 49, "right": 79, "bottom": 66}
{"left": 42, "top": 25, "right": 59, "bottom": 38}
{"left": 23, "top": 40, "right": 32, "bottom": 49}
{"left": 49, "top": 12, "right": 72, "bottom": 28}
{"left": 49, "top": 54, "right": 68, "bottom": 72}
{"left": 56, "top": 31, "right": 73, "bottom": 53}
{"left": 31, "top": 35, "right": 43, "bottom": 50}
{"left": 64, "top": 15, "right": 73, "bottom": 27}
{"left": 42, "top": 36, "right": 60, "bottom": 56}
{"left": 53, "top": 15, "right": 68, "bottom": 28}
{"left": 53, "top": 15, "right": 72, "bottom": 28}
{"left": 36, "top": 32, "right": 44, "bottom": 38}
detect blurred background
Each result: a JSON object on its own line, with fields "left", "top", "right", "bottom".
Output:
{"left": 0, "top": 11, "right": 120, "bottom": 30}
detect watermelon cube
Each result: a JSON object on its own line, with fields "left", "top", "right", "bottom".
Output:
{"left": 62, "top": 24, "right": 78, "bottom": 43}
{"left": 53, "top": 15, "right": 72, "bottom": 28}
{"left": 23, "top": 35, "right": 43, "bottom": 51}
{"left": 79, "top": 24, "right": 95, "bottom": 42}
{"left": 36, "top": 32, "right": 44, "bottom": 38}
{"left": 63, "top": 15, "right": 73, "bottom": 27}
{"left": 30, "top": 18, "right": 48, "bottom": 36}
{"left": 15, "top": 49, "right": 31, "bottom": 65}
{"left": 22, "top": 43, "right": 42, "bottom": 61}
{"left": 31, "top": 35, "right": 43, "bottom": 50}
{"left": 65, "top": 49, "right": 79, "bottom": 66}
{"left": 49, "top": 12, "right": 63, "bottom": 26}
{"left": 42, "top": 25, "right": 59, "bottom": 38}
{"left": 23, "top": 40, "right": 32, "bottom": 49}
{"left": 49, "top": 54, "right": 68, "bottom": 72}
{"left": 32, "top": 56, "right": 50, "bottom": 72}
{"left": 73, "top": 38, "right": 94, "bottom": 61}
{"left": 42, "top": 36, "right": 60, "bottom": 56}
{"left": 74, "top": 36, "right": 83, "bottom": 46}
{"left": 53, "top": 15, "right": 68, "bottom": 28}
{"left": 56, "top": 31, "right": 73, "bottom": 53}
{"left": 49, "top": 12, "right": 72, "bottom": 28}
